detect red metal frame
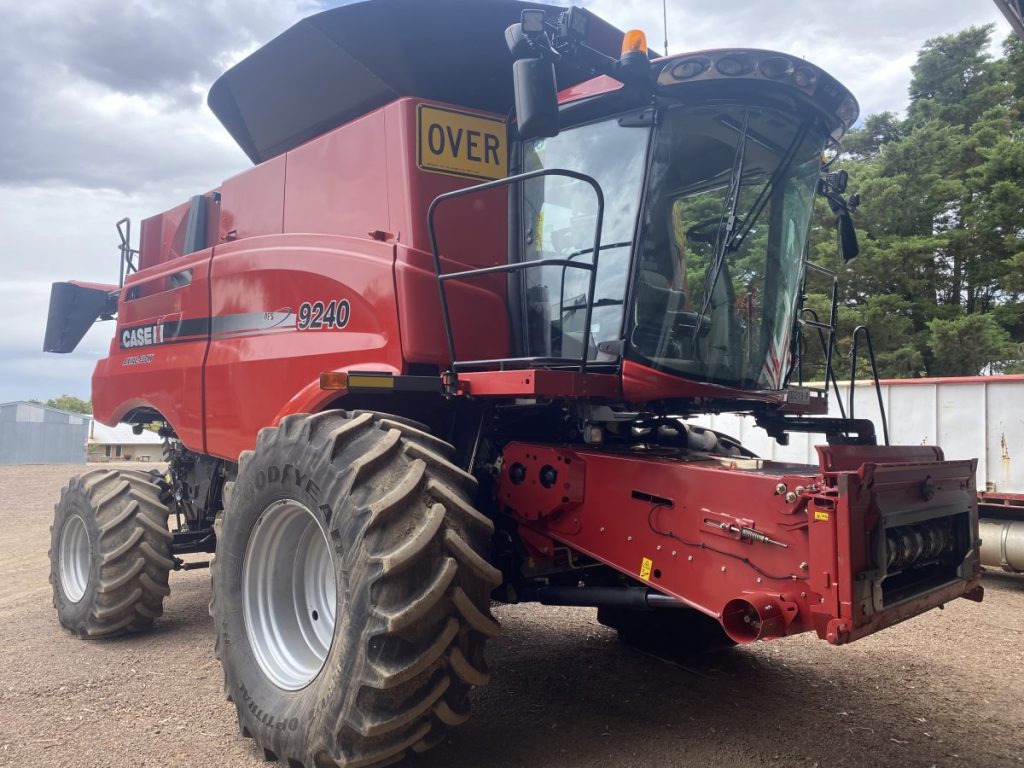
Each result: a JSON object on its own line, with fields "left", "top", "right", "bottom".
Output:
{"left": 497, "top": 442, "right": 982, "bottom": 644}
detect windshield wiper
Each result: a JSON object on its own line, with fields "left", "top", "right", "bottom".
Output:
{"left": 691, "top": 111, "right": 750, "bottom": 342}
{"left": 561, "top": 297, "right": 623, "bottom": 314}
{"left": 690, "top": 116, "right": 814, "bottom": 348}
{"left": 725, "top": 120, "right": 811, "bottom": 253}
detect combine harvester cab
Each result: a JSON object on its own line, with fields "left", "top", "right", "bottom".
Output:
{"left": 41, "top": 1, "right": 985, "bottom": 765}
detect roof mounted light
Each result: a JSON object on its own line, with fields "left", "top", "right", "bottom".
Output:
{"left": 621, "top": 29, "right": 648, "bottom": 56}
{"left": 671, "top": 57, "right": 711, "bottom": 79}
{"left": 653, "top": 49, "right": 860, "bottom": 141}
{"left": 521, "top": 9, "right": 546, "bottom": 35}
{"left": 837, "top": 96, "right": 859, "bottom": 126}
{"left": 715, "top": 54, "right": 754, "bottom": 76}
{"left": 793, "top": 66, "right": 817, "bottom": 89}
{"left": 759, "top": 56, "right": 794, "bottom": 79}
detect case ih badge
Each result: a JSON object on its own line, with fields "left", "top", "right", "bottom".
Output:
{"left": 40, "top": 2, "right": 985, "bottom": 768}
{"left": 120, "top": 323, "right": 163, "bottom": 348}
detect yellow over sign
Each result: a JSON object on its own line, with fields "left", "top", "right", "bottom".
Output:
{"left": 417, "top": 104, "right": 507, "bottom": 181}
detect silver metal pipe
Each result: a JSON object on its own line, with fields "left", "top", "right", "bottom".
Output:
{"left": 979, "top": 518, "right": 1024, "bottom": 574}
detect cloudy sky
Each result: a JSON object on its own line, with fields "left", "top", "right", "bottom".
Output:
{"left": 0, "top": 0, "right": 1014, "bottom": 404}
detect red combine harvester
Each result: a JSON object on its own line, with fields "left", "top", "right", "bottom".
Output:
{"left": 43, "top": 2, "right": 984, "bottom": 765}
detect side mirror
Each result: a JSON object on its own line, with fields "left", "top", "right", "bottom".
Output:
{"left": 836, "top": 212, "right": 859, "bottom": 264}
{"left": 513, "top": 56, "right": 559, "bottom": 139}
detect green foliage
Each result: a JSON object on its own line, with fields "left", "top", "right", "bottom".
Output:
{"left": 927, "top": 314, "right": 1016, "bottom": 375}
{"left": 37, "top": 395, "right": 92, "bottom": 414}
{"left": 801, "top": 26, "right": 1024, "bottom": 380}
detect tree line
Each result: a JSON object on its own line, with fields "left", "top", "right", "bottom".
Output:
{"left": 801, "top": 25, "right": 1024, "bottom": 381}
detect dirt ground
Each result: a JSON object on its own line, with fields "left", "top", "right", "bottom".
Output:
{"left": 1, "top": 464, "right": 1022, "bottom": 768}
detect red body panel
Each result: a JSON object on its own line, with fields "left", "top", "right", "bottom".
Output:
{"left": 621, "top": 359, "right": 789, "bottom": 405}
{"left": 93, "top": 248, "right": 213, "bottom": 452}
{"left": 93, "top": 97, "right": 510, "bottom": 460}
{"left": 203, "top": 235, "right": 403, "bottom": 461}
{"left": 497, "top": 442, "right": 982, "bottom": 644}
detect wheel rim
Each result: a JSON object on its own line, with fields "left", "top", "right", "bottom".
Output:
{"left": 242, "top": 499, "right": 338, "bottom": 690}
{"left": 59, "top": 514, "right": 91, "bottom": 603}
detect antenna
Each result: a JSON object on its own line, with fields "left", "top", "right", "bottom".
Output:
{"left": 662, "top": 0, "right": 669, "bottom": 54}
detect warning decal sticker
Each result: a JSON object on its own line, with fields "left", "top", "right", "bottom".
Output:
{"left": 639, "top": 557, "right": 654, "bottom": 581}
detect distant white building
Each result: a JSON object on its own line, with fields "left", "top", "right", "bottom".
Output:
{"left": 88, "top": 421, "right": 165, "bottom": 463}
{"left": 0, "top": 401, "right": 90, "bottom": 465}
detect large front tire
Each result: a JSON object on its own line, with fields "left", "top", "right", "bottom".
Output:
{"left": 49, "top": 469, "right": 173, "bottom": 638}
{"left": 212, "top": 411, "right": 500, "bottom": 768}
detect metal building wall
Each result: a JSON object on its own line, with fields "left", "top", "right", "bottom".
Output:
{"left": 690, "top": 376, "right": 1024, "bottom": 495}
{"left": 0, "top": 402, "right": 89, "bottom": 465}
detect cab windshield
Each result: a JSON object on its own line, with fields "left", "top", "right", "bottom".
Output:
{"left": 520, "top": 104, "right": 825, "bottom": 391}
{"left": 632, "top": 105, "right": 825, "bottom": 390}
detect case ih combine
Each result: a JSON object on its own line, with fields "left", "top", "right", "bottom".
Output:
{"left": 43, "top": 1, "right": 985, "bottom": 766}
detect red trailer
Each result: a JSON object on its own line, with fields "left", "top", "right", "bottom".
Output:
{"left": 43, "top": 2, "right": 984, "bottom": 766}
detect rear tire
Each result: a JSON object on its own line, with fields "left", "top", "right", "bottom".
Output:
{"left": 211, "top": 410, "right": 500, "bottom": 768}
{"left": 49, "top": 469, "right": 173, "bottom": 638}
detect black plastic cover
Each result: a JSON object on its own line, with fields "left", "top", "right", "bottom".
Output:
{"left": 43, "top": 282, "right": 116, "bottom": 354}
{"left": 207, "top": 0, "right": 629, "bottom": 164}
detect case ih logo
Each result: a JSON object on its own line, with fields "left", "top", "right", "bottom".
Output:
{"left": 120, "top": 324, "right": 164, "bottom": 349}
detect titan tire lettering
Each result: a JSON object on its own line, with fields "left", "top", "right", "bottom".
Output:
{"left": 318, "top": 503, "right": 334, "bottom": 525}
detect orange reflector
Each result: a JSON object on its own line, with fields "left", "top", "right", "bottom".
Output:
{"left": 319, "top": 371, "right": 349, "bottom": 390}
{"left": 622, "top": 29, "right": 648, "bottom": 55}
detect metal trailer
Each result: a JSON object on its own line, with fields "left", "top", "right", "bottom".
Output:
{"left": 692, "top": 375, "right": 1024, "bottom": 573}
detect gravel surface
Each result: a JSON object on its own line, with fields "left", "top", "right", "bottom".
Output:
{"left": 1, "top": 463, "right": 1022, "bottom": 768}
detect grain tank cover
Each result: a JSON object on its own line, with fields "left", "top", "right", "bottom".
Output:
{"left": 208, "top": 0, "right": 629, "bottom": 164}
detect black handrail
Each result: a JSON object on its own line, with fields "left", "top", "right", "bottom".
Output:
{"left": 117, "top": 217, "right": 138, "bottom": 289}
{"left": 849, "top": 325, "right": 890, "bottom": 445}
{"left": 427, "top": 168, "right": 605, "bottom": 374}
{"left": 800, "top": 307, "right": 848, "bottom": 421}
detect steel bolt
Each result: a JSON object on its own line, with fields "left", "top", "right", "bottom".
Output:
{"left": 721, "top": 566, "right": 727, "bottom": 572}
{"left": 756, "top": 577, "right": 763, "bottom": 583}
{"left": 599, "top": 527, "right": 605, "bottom": 532}
{"left": 799, "top": 561, "right": 809, "bottom": 571}
{"left": 686, "top": 554, "right": 692, "bottom": 561}
{"left": 775, "top": 483, "right": 788, "bottom": 495}
{"left": 656, "top": 545, "right": 662, "bottom": 551}
{"left": 801, "top": 591, "right": 808, "bottom": 599}
{"left": 784, "top": 491, "right": 798, "bottom": 503}
{"left": 627, "top": 535, "right": 633, "bottom": 542}
{"left": 795, "top": 486, "right": 805, "bottom": 495}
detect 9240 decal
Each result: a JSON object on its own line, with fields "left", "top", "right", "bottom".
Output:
{"left": 297, "top": 300, "right": 350, "bottom": 330}
{"left": 116, "top": 301, "right": 352, "bottom": 351}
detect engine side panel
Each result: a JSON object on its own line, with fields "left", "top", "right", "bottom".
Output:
{"left": 92, "top": 248, "right": 213, "bottom": 452}
{"left": 203, "top": 234, "right": 402, "bottom": 461}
